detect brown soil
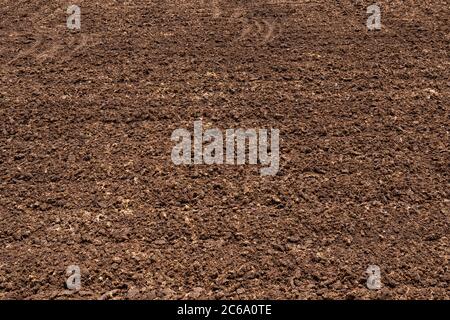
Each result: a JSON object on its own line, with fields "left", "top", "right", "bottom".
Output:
{"left": 0, "top": 0, "right": 449, "bottom": 299}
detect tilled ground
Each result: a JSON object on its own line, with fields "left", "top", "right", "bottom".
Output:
{"left": 0, "top": 0, "right": 449, "bottom": 299}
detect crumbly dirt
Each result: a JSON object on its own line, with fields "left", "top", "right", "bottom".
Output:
{"left": 0, "top": 0, "right": 449, "bottom": 299}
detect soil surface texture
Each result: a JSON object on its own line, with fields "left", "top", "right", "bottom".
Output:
{"left": 0, "top": 0, "right": 449, "bottom": 299}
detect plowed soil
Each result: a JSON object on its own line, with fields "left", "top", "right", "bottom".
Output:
{"left": 0, "top": 0, "right": 449, "bottom": 299}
